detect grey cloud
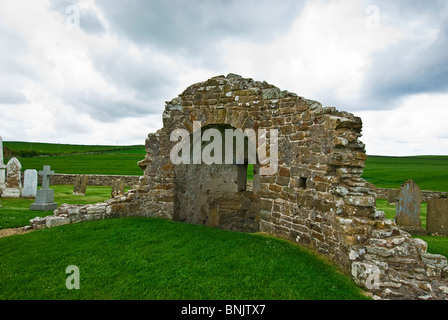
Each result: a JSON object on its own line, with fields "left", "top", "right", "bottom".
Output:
{"left": 346, "top": 0, "right": 448, "bottom": 110}
{"left": 0, "top": 85, "right": 28, "bottom": 105}
{"left": 0, "top": 21, "right": 32, "bottom": 105}
{"left": 62, "top": 89, "right": 162, "bottom": 123}
{"left": 94, "top": 0, "right": 304, "bottom": 54}
{"left": 91, "top": 48, "right": 174, "bottom": 100}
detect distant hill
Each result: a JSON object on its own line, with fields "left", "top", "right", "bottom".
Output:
{"left": 3, "top": 141, "right": 146, "bottom": 176}
{"left": 3, "top": 141, "right": 145, "bottom": 158}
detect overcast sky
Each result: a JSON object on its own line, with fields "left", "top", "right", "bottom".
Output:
{"left": 0, "top": 0, "right": 447, "bottom": 156}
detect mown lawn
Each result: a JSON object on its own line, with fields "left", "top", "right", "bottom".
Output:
{"left": 0, "top": 217, "right": 369, "bottom": 300}
{"left": 363, "top": 156, "right": 448, "bottom": 192}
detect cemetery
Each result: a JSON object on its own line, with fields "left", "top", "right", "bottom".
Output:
{"left": 1, "top": 75, "right": 448, "bottom": 301}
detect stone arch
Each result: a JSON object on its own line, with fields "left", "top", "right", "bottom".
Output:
{"left": 172, "top": 122, "right": 261, "bottom": 232}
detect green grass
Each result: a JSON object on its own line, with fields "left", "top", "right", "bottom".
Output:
{"left": 363, "top": 155, "right": 448, "bottom": 192}
{"left": 0, "top": 217, "right": 369, "bottom": 300}
{"left": 0, "top": 185, "right": 112, "bottom": 229}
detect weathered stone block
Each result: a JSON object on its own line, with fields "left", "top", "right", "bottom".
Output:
{"left": 427, "top": 198, "right": 448, "bottom": 236}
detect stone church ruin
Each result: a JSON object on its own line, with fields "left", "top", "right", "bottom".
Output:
{"left": 32, "top": 74, "right": 448, "bottom": 300}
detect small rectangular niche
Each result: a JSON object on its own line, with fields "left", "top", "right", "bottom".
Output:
{"left": 298, "top": 177, "right": 307, "bottom": 189}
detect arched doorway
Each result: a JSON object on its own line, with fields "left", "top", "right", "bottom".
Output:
{"left": 173, "top": 123, "right": 260, "bottom": 232}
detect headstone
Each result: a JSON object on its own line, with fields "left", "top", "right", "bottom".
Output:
{"left": 22, "top": 169, "right": 38, "bottom": 198}
{"left": 111, "top": 179, "right": 125, "bottom": 198}
{"left": 427, "top": 198, "right": 448, "bottom": 236}
{"left": 387, "top": 189, "right": 398, "bottom": 205}
{"left": 2, "top": 157, "right": 22, "bottom": 198}
{"left": 395, "top": 180, "right": 422, "bottom": 228}
{"left": 0, "top": 136, "right": 6, "bottom": 193}
{"left": 73, "top": 175, "right": 88, "bottom": 196}
{"left": 30, "top": 165, "right": 58, "bottom": 211}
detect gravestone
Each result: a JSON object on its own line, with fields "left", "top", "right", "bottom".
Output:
{"left": 395, "top": 180, "right": 422, "bottom": 228}
{"left": 73, "top": 175, "right": 88, "bottom": 196}
{"left": 427, "top": 198, "right": 448, "bottom": 236}
{"left": 111, "top": 179, "right": 125, "bottom": 198}
{"left": 22, "top": 169, "right": 38, "bottom": 198}
{"left": 2, "top": 157, "right": 22, "bottom": 198}
{"left": 30, "top": 165, "right": 58, "bottom": 211}
{"left": 387, "top": 189, "right": 398, "bottom": 205}
{"left": 0, "top": 136, "right": 6, "bottom": 193}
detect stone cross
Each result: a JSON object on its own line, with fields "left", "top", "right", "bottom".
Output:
{"left": 30, "top": 165, "right": 57, "bottom": 211}
{"left": 40, "top": 165, "right": 55, "bottom": 190}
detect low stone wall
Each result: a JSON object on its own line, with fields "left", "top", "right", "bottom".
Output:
{"left": 34, "top": 174, "right": 141, "bottom": 188}
{"left": 376, "top": 187, "right": 447, "bottom": 202}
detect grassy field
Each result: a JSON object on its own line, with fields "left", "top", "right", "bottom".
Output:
{"left": 363, "top": 155, "right": 448, "bottom": 192}
{"left": 4, "top": 141, "right": 146, "bottom": 176}
{"left": 0, "top": 216, "right": 369, "bottom": 300}
{"left": 4, "top": 141, "right": 144, "bottom": 156}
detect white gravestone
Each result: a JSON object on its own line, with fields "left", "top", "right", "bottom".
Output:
{"left": 23, "top": 169, "right": 38, "bottom": 198}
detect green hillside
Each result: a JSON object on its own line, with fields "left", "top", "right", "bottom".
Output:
{"left": 362, "top": 155, "right": 448, "bottom": 192}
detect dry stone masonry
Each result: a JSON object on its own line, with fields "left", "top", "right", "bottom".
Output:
{"left": 37, "top": 74, "right": 447, "bottom": 300}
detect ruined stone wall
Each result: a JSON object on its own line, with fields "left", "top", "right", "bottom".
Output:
{"left": 44, "top": 74, "right": 448, "bottom": 300}
{"left": 130, "top": 74, "right": 376, "bottom": 272}
{"left": 25, "top": 174, "right": 141, "bottom": 188}
{"left": 376, "top": 187, "right": 447, "bottom": 202}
